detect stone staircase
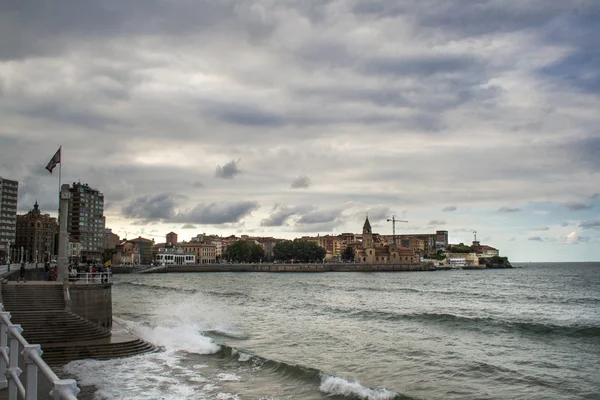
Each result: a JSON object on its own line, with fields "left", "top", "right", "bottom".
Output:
{"left": 1, "top": 282, "right": 156, "bottom": 366}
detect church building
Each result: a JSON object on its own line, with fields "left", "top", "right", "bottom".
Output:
{"left": 354, "top": 216, "right": 419, "bottom": 264}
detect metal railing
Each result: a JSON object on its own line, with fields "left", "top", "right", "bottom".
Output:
{"left": 0, "top": 306, "right": 80, "bottom": 399}
{"left": 70, "top": 272, "right": 113, "bottom": 284}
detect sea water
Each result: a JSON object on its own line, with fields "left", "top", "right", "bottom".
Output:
{"left": 63, "top": 263, "right": 600, "bottom": 399}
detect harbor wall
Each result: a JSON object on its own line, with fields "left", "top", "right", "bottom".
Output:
{"left": 69, "top": 284, "right": 113, "bottom": 329}
{"left": 113, "top": 262, "right": 437, "bottom": 274}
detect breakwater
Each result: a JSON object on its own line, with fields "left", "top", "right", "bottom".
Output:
{"left": 113, "top": 262, "right": 437, "bottom": 274}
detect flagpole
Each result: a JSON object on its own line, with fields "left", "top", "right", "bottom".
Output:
{"left": 58, "top": 145, "right": 62, "bottom": 219}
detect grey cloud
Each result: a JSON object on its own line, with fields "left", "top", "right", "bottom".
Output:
{"left": 261, "top": 205, "right": 311, "bottom": 227}
{"left": 528, "top": 236, "right": 544, "bottom": 242}
{"left": 122, "top": 193, "right": 177, "bottom": 221}
{"left": 442, "top": 206, "right": 457, "bottom": 212}
{"left": 192, "top": 182, "right": 204, "bottom": 188}
{"left": 531, "top": 227, "right": 549, "bottom": 231}
{"left": 361, "top": 54, "right": 485, "bottom": 78}
{"left": 366, "top": 206, "right": 393, "bottom": 222}
{"left": 428, "top": 220, "right": 446, "bottom": 226}
{"left": 579, "top": 220, "right": 600, "bottom": 230}
{"left": 175, "top": 201, "right": 259, "bottom": 224}
{"left": 498, "top": 207, "right": 521, "bottom": 213}
{"left": 215, "top": 160, "right": 241, "bottom": 179}
{"left": 297, "top": 208, "right": 343, "bottom": 224}
{"left": 564, "top": 202, "right": 594, "bottom": 211}
{"left": 290, "top": 176, "right": 311, "bottom": 189}
{"left": 181, "top": 224, "right": 196, "bottom": 229}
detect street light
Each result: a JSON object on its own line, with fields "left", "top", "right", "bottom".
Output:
{"left": 386, "top": 215, "right": 408, "bottom": 247}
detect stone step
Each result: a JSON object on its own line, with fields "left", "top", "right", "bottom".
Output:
{"left": 42, "top": 340, "right": 157, "bottom": 366}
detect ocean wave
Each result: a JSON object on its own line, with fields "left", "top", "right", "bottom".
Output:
{"left": 320, "top": 375, "right": 400, "bottom": 400}
{"left": 203, "top": 328, "right": 249, "bottom": 340}
{"left": 115, "top": 317, "right": 221, "bottom": 355}
{"left": 319, "top": 307, "right": 600, "bottom": 339}
{"left": 117, "top": 281, "right": 199, "bottom": 294}
{"left": 116, "top": 281, "right": 251, "bottom": 300}
{"left": 216, "top": 344, "right": 412, "bottom": 400}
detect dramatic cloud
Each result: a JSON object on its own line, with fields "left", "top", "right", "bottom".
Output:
{"left": 297, "top": 208, "right": 344, "bottom": 225}
{"left": 260, "top": 205, "right": 311, "bottom": 227}
{"left": 2, "top": 0, "right": 600, "bottom": 261}
{"left": 290, "top": 176, "right": 311, "bottom": 189}
{"left": 564, "top": 202, "right": 594, "bottom": 211}
{"left": 498, "top": 207, "right": 521, "bottom": 213}
{"left": 175, "top": 201, "right": 259, "bottom": 224}
{"left": 579, "top": 220, "right": 600, "bottom": 230}
{"left": 215, "top": 160, "right": 241, "bottom": 180}
{"left": 122, "top": 193, "right": 176, "bottom": 221}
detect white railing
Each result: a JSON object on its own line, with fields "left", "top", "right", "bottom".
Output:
{"left": 71, "top": 272, "right": 113, "bottom": 284}
{"left": 0, "top": 307, "right": 80, "bottom": 399}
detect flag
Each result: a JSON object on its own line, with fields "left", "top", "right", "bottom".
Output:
{"left": 45, "top": 147, "right": 61, "bottom": 173}
{"left": 104, "top": 260, "right": 111, "bottom": 267}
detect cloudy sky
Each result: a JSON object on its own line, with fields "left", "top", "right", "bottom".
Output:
{"left": 1, "top": 0, "right": 599, "bottom": 262}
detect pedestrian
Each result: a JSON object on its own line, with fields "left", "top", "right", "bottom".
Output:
{"left": 17, "top": 262, "right": 26, "bottom": 283}
{"left": 44, "top": 262, "right": 49, "bottom": 280}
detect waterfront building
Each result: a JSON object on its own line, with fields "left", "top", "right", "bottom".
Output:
{"left": 445, "top": 252, "right": 480, "bottom": 267}
{"left": 435, "top": 230, "right": 449, "bottom": 249}
{"left": 15, "top": 201, "right": 58, "bottom": 263}
{"left": 68, "top": 182, "right": 105, "bottom": 263}
{"left": 102, "top": 228, "right": 120, "bottom": 249}
{"left": 0, "top": 177, "right": 18, "bottom": 260}
{"left": 354, "top": 217, "right": 419, "bottom": 264}
{"left": 181, "top": 242, "right": 216, "bottom": 264}
{"left": 166, "top": 231, "right": 178, "bottom": 245}
{"left": 471, "top": 242, "right": 499, "bottom": 258}
{"left": 154, "top": 247, "right": 195, "bottom": 265}
{"left": 68, "top": 237, "right": 82, "bottom": 264}
{"left": 125, "top": 237, "right": 155, "bottom": 265}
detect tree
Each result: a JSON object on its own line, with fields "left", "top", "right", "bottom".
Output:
{"left": 225, "top": 241, "right": 264, "bottom": 263}
{"left": 273, "top": 240, "right": 326, "bottom": 262}
{"left": 447, "top": 243, "right": 473, "bottom": 253}
{"left": 341, "top": 246, "right": 355, "bottom": 262}
{"left": 273, "top": 240, "right": 295, "bottom": 261}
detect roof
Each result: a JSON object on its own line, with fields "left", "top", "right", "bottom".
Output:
{"left": 363, "top": 216, "right": 372, "bottom": 234}
{"left": 473, "top": 245, "right": 498, "bottom": 251}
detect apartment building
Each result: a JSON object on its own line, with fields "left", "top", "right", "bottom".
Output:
{"left": 0, "top": 177, "right": 18, "bottom": 259}
{"left": 68, "top": 182, "right": 105, "bottom": 263}
{"left": 15, "top": 201, "right": 58, "bottom": 263}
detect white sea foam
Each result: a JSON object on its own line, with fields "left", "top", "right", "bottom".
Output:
{"left": 320, "top": 375, "right": 398, "bottom": 400}
{"left": 217, "top": 393, "right": 240, "bottom": 400}
{"left": 217, "top": 372, "right": 241, "bottom": 381}
{"left": 238, "top": 352, "right": 253, "bottom": 362}
{"left": 64, "top": 352, "right": 203, "bottom": 400}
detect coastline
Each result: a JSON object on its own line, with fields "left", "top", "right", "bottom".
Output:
{"left": 111, "top": 261, "right": 514, "bottom": 274}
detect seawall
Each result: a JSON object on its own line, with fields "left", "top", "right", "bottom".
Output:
{"left": 114, "top": 263, "right": 437, "bottom": 274}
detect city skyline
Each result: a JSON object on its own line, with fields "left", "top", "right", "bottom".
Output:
{"left": 1, "top": 1, "right": 599, "bottom": 262}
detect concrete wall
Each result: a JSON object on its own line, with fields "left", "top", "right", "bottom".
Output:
{"left": 141, "top": 263, "right": 436, "bottom": 273}
{"left": 69, "top": 284, "right": 113, "bottom": 329}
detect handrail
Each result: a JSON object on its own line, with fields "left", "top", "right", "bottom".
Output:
{"left": 71, "top": 272, "right": 112, "bottom": 284}
{"left": 0, "top": 306, "right": 80, "bottom": 399}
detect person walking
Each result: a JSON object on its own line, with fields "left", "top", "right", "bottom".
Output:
{"left": 17, "top": 262, "right": 26, "bottom": 283}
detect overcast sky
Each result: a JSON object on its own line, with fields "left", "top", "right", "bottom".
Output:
{"left": 1, "top": 0, "right": 599, "bottom": 262}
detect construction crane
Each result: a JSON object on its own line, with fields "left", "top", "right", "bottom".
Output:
{"left": 386, "top": 215, "right": 408, "bottom": 247}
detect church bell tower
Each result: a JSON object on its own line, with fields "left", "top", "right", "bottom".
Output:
{"left": 362, "top": 216, "right": 372, "bottom": 249}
